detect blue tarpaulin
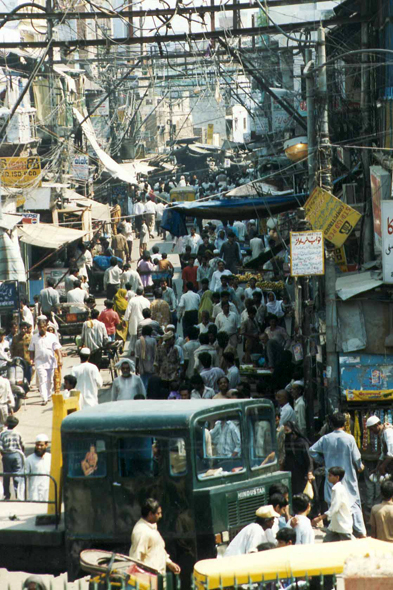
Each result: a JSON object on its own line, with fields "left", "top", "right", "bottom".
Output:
{"left": 161, "top": 193, "right": 307, "bottom": 237}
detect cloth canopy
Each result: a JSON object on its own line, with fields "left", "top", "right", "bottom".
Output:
{"left": 74, "top": 107, "right": 138, "bottom": 185}
{"left": 0, "top": 229, "right": 26, "bottom": 281}
{"left": 18, "top": 223, "right": 88, "bottom": 249}
{"left": 161, "top": 193, "right": 307, "bottom": 236}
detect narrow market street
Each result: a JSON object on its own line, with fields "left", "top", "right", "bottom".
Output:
{"left": 1, "top": 0, "right": 393, "bottom": 587}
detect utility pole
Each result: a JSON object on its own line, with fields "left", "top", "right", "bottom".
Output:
{"left": 304, "top": 48, "right": 316, "bottom": 193}
{"left": 317, "top": 26, "right": 332, "bottom": 191}
{"left": 360, "top": 3, "right": 374, "bottom": 263}
{"left": 317, "top": 26, "right": 339, "bottom": 413}
{"left": 46, "top": 0, "right": 58, "bottom": 148}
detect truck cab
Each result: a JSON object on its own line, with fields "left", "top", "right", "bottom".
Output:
{"left": 61, "top": 399, "right": 291, "bottom": 582}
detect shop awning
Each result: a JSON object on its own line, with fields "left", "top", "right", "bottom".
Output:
{"left": 226, "top": 183, "right": 292, "bottom": 198}
{"left": 336, "top": 270, "right": 383, "bottom": 300}
{"left": 18, "top": 223, "right": 88, "bottom": 248}
{"left": 64, "top": 189, "right": 111, "bottom": 223}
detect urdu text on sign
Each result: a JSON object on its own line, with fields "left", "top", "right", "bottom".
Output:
{"left": 304, "top": 186, "right": 361, "bottom": 247}
{"left": 290, "top": 230, "right": 325, "bottom": 277}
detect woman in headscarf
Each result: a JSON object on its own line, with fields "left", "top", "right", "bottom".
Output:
{"left": 113, "top": 288, "right": 129, "bottom": 343}
{"left": 111, "top": 358, "right": 146, "bottom": 400}
{"left": 283, "top": 420, "right": 314, "bottom": 495}
{"left": 198, "top": 289, "right": 213, "bottom": 322}
{"left": 266, "top": 291, "right": 284, "bottom": 318}
{"left": 137, "top": 252, "right": 155, "bottom": 289}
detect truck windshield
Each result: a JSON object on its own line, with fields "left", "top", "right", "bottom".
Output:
{"left": 247, "top": 407, "right": 276, "bottom": 469}
{"left": 195, "top": 411, "right": 244, "bottom": 479}
{"left": 117, "top": 435, "right": 187, "bottom": 478}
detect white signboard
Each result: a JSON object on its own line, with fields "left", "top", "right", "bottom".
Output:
{"left": 381, "top": 201, "right": 393, "bottom": 283}
{"left": 72, "top": 155, "right": 89, "bottom": 181}
{"left": 290, "top": 230, "right": 325, "bottom": 277}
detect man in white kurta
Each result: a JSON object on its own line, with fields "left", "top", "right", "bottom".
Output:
{"left": 129, "top": 498, "right": 180, "bottom": 575}
{"left": 124, "top": 288, "right": 150, "bottom": 353}
{"left": 111, "top": 359, "right": 146, "bottom": 401}
{"left": 25, "top": 433, "right": 51, "bottom": 502}
{"left": 121, "top": 265, "right": 144, "bottom": 291}
{"left": 29, "top": 318, "right": 62, "bottom": 405}
{"left": 71, "top": 348, "right": 103, "bottom": 409}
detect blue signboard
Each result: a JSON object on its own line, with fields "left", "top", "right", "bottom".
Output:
{"left": 339, "top": 353, "right": 393, "bottom": 397}
{"left": 0, "top": 281, "right": 19, "bottom": 311}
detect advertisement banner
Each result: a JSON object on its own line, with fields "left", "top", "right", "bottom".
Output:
{"left": 290, "top": 230, "right": 325, "bottom": 276}
{"left": 0, "top": 156, "right": 41, "bottom": 187}
{"left": 305, "top": 186, "right": 361, "bottom": 247}
{"left": 346, "top": 389, "right": 393, "bottom": 402}
{"left": 381, "top": 200, "right": 393, "bottom": 283}
{"left": 72, "top": 155, "right": 89, "bottom": 181}
{"left": 370, "top": 166, "right": 391, "bottom": 252}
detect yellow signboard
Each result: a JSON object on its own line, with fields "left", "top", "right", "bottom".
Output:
{"left": 0, "top": 156, "right": 41, "bottom": 188}
{"left": 345, "top": 389, "right": 393, "bottom": 402}
{"left": 333, "top": 246, "right": 348, "bottom": 272}
{"left": 305, "top": 186, "right": 361, "bottom": 247}
{"left": 206, "top": 123, "right": 214, "bottom": 145}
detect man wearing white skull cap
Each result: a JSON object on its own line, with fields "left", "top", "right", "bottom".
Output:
{"left": 25, "top": 434, "right": 51, "bottom": 501}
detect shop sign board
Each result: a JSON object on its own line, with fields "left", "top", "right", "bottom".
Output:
{"left": 333, "top": 246, "right": 348, "bottom": 272}
{"left": 290, "top": 230, "right": 324, "bottom": 276}
{"left": 0, "top": 156, "right": 41, "bottom": 187}
{"left": 345, "top": 390, "right": 393, "bottom": 402}
{"left": 381, "top": 200, "right": 393, "bottom": 283}
{"left": 0, "top": 281, "right": 19, "bottom": 311}
{"left": 305, "top": 186, "right": 361, "bottom": 247}
{"left": 72, "top": 155, "right": 89, "bottom": 181}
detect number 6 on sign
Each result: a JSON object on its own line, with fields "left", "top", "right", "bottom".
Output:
{"left": 388, "top": 217, "right": 393, "bottom": 235}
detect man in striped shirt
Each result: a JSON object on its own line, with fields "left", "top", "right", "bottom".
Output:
{"left": 0, "top": 415, "right": 24, "bottom": 500}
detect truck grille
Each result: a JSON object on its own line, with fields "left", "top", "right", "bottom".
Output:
{"left": 227, "top": 492, "right": 266, "bottom": 528}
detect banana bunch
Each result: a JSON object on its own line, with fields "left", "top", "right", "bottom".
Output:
{"left": 256, "top": 281, "right": 284, "bottom": 292}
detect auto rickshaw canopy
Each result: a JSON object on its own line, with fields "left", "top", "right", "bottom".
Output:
{"left": 193, "top": 538, "right": 393, "bottom": 588}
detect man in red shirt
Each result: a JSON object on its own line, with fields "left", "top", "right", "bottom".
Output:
{"left": 181, "top": 257, "right": 198, "bottom": 291}
{"left": 98, "top": 299, "right": 120, "bottom": 341}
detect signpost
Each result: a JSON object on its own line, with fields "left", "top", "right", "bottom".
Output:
{"left": 304, "top": 186, "right": 361, "bottom": 247}
{"left": 0, "top": 157, "right": 41, "bottom": 188}
{"left": 290, "top": 230, "right": 325, "bottom": 276}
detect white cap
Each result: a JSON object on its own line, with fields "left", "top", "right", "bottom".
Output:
{"left": 80, "top": 347, "right": 91, "bottom": 355}
{"left": 366, "top": 416, "right": 380, "bottom": 428}
{"left": 36, "top": 434, "right": 49, "bottom": 443}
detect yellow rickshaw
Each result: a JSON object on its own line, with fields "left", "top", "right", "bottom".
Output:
{"left": 193, "top": 538, "right": 393, "bottom": 590}
{"left": 170, "top": 186, "right": 196, "bottom": 202}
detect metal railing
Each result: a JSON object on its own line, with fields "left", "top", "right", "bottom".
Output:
{"left": 0, "top": 471, "right": 60, "bottom": 527}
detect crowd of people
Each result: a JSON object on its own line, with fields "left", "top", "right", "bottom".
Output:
{"left": 1, "top": 171, "right": 392, "bottom": 568}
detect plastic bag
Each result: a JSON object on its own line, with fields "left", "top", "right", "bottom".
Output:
{"left": 303, "top": 480, "right": 314, "bottom": 499}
